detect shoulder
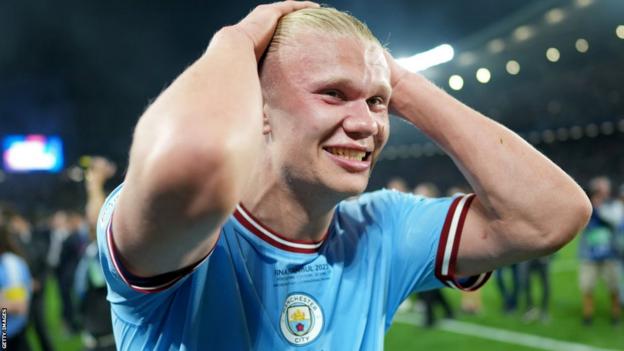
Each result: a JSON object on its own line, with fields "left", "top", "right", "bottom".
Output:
{"left": 0, "top": 253, "right": 30, "bottom": 278}
{"left": 337, "top": 189, "right": 436, "bottom": 219}
{"left": 339, "top": 189, "right": 414, "bottom": 211}
{"left": 1, "top": 253, "right": 28, "bottom": 267}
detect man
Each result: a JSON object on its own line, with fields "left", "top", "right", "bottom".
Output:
{"left": 578, "top": 176, "right": 621, "bottom": 325}
{"left": 8, "top": 213, "right": 54, "bottom": 350}
{"left": 74, "top": 157, "right": 117, "bottom": 351}
{"left": 97, "top": 2, "right": 591, "bottom": 350}
{"left": 0, "top": 222, "right": 32, "bottom": 351}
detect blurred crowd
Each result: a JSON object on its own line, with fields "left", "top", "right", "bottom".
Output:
{"left": 0, "top": 164, "right": 623, "bottom": 351}
{"left": 0, "top": 157, "right": 116, "bottom": 351}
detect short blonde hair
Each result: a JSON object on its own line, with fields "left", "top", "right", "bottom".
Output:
{"left": 267, "top": 7, "right": 382, "bottom": 54}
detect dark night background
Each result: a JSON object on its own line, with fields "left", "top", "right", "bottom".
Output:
{"left": 1, "top": 0, "right": 623, "bottom": 215}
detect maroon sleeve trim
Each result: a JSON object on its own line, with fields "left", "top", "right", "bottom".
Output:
{"left": 434, "top": 194, "right": 492, "bottom": 291}
{"left": 105, "top": 212, "right": 216, "bottom": 294}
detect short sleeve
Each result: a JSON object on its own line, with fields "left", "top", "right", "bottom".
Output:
{"left": 95, "top": 184, "right": 212, "bottom": 323}
{"left": 357, "top": 190, "right": 491, "bottom": 313}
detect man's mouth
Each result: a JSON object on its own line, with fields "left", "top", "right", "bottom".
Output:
{"left": 323, "top": 147, "right": 372, "bottom": 162}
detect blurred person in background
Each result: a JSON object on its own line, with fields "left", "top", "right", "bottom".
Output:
{"left": 48, "top": 209, "right": 85, "bottom": 334}
{"left": 578, "top": 176, "right": 621, "bottom": 325}
{"left": 613, "top": 184, "right": 624, "bottom": 309}
{"left": 519, "top": 256, "right": 551, "bottom": 323}
{"left": 386, "top": 177, "right": 409, "bottom": 193}
{"left": 58, "top": 210, "right": 88, "bottom": 334}
{"left": 0, "top": 222, "right": 33, "bottom": 350}
{"left": 495, "top": 264, "right": 520, "bottom": 314}
{"left": 74, "top": 157, "right": 117, "bottom": 351}
{"left": 415, "top": 183, "right": 455, "bottom": 326}
{"left": 8, "top": 211, "right": 54, "bottom": 350}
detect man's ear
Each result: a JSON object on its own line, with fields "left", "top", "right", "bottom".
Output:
{"left": 262, "top": 103, "right": 271, "bottom": 135}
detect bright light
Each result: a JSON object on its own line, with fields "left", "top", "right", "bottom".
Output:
{"left": 513, "top": 26, "right": 534, "bottom": 41}
{"left": 506, "top": 60, "right": 521, "bottom": 75}
{"left": 617, "top": 25, "right": 624, "bottom": 39}
{"left": 448, "top": 75, "right": 464, "bottom": 90}
{"left": 396, "top": 44, "right": 454, "bottom": 72}
{"left": 575, "top": 0, "right": 593, "bottom": 7}
{"left": 476, "top": 68, "right": 491, "bottom": 83}
{"left": 545, "top": 8, "right": 565, "bottom": 24}
{"left": 546, "top": 47, "right": 560, "bottom": 62}
{"left": 457, "top": 52, "right": 476, "bottom": 66}
{"left": 575, "top": 38, "right": 589, "bottom": 53}
{"left": 487, "top": 39, "right": 505, "bottom": 54}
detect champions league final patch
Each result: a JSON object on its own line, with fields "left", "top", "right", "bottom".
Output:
{"left": 280, "top": 293, "right": 324, "bottom": 345}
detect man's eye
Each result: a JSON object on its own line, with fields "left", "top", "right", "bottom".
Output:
{"left": 367, "top": 96, "right": 385, "bottom": 106}
{"left": 324, "top": 90, "right": 343, "bottom": 99}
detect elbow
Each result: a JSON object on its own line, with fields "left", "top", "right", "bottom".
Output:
{"left": 543, "top": 189, "right": 592, "bottom": 252}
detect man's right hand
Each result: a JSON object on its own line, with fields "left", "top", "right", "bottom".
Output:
{"left": 86, "top": 157, "right": 116, "bottom": 189}
{"left": 233, "top": 1, "right": 319, "bottom": 60}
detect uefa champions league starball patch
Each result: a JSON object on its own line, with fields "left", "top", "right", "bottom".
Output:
{"left": 280, "top": 293, "right": 324, "bottom": 345}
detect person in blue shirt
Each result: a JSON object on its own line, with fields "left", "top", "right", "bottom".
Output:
{"left": 97, "top": 2, "right": 591, "bottom": 350}
{"left": 578, "top": 177, "right": 621, "bottom": 325}
{"left": 0, "top": 223, "right": 32, "bottom": 351}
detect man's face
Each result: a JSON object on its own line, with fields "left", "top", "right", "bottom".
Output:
{"left": 261, "top": 31, "right": 391, "bottom": 197}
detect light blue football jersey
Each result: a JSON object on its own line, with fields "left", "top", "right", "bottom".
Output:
{"left": 97, "top": 185, "right": 489, "bottom": 350}
{"left": 0, "top": 252, "right": 32, "bottom": 338}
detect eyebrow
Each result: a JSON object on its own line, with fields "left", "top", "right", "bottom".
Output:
{"left": 315, "top": 77, "right": 392, "bottom": 98}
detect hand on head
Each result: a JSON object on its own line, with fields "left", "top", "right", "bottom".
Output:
{"left": 383, "top": 50, "right": 409, "bottom": 90}
{"left": 234, "top": 1, "right": 319, "bottom": 60}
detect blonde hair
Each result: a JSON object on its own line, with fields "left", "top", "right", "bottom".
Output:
{"left": 267, "top": 7, "right": 382, "bottom": 54}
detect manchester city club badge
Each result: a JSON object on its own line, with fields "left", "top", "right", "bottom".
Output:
{"left": 280, "top": 293, "right": 323, "bottom": 345}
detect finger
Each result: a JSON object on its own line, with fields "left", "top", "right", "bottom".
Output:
{"left": 278, "top": 1, "right": 320, "bottom": 13}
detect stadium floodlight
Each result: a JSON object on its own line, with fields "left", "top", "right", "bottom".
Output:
{"left": 506, "top": 60, "right": 521, "bottom": 75}
{"left": 476, "top": 68, "right": 491, "bottom": 83}
{"left": 575, "top": 0, "right": 593, "bottom": 7}
{"left": 546, "top": 47, "right": 560, "bottom": 62}
{"left": 575, "top": 38, "right": 589, "bottom": 53}
{"left": 617, "top": 25, "right": 624, "bottom": 39}
{"left": 545, "top": 8, "right": 565, "bottom": 25}
{"left": 396, "top": 44, "right": 454, "bottom": 72}
{"left": 448, "top": 75, "right": 464, "bottom": 90}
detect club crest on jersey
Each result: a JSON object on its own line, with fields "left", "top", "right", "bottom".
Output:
{"left": 280, "top": 293, "right": 323, "bottom": 345}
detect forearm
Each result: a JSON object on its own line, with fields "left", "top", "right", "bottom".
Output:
{"left": 86, "top": 181, "right": 106, "bottom": 228}
{"left": 128, "top": 27, "right": 264, "bottom": 207}
{"left": 392, "top": 73, "right": 590, "bottom": 251}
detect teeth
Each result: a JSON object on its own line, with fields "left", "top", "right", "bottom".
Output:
{"left": 327, "top": 147, "right": 367, "bottom": 161}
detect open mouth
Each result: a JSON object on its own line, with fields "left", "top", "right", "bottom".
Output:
{"left": 323, "top": 147, "right": 372, "bottom": 162}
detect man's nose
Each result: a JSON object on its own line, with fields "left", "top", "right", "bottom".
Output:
{"left": 342, "top": 99, "right": 379, "bottom": 139}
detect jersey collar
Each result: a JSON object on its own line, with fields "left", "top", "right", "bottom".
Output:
{"left": 232, "top": 204, "right": 328, "bottom": 254}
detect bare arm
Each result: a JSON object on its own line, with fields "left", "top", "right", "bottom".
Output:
{"left": 385, "top": 53, "right": 592, "bottom": 276}
{"left": 86, "top": 157, "right": 116, "bottom": 237}
{"left": 113, "top": 1, "right": 319, "bottom": 277}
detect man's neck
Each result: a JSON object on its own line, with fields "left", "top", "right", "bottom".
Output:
{"left": 241, "top": 176, "right": 340, "bottom": 243}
